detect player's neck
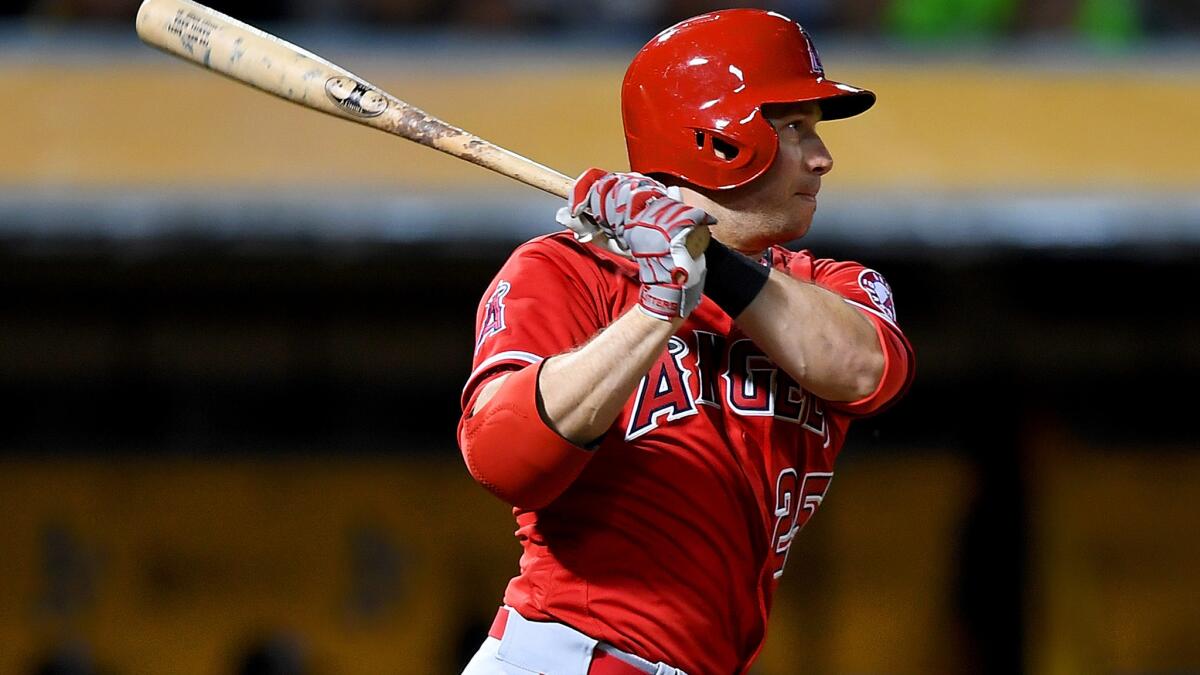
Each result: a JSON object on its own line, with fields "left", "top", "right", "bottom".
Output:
{"left": 676, "top": 187, "right": 765, "bottom": 259}
{"left": 716, "top": 237, "right": 765, "bottom": 260}
{"left": 705, "top": 224, "right": 763, "bottom": 258}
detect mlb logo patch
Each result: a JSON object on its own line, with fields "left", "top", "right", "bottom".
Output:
{"left": 857, "top": 269, "right": 896, "bottom": 323}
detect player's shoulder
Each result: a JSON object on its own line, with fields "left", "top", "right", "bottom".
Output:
{"left": 778, "top": 246, "right": 901, "bottom": 326}
{"left": 770, "top": 246, "right": 860, "bottom": 280}
{"left": 513, "top": 230, "right": 590, "bottom": 259}
{"left": 772, "top": 246, "right": 879, "bottom": 279}
{"left": 509, "top": 231, "right": 634, "bottom": 278}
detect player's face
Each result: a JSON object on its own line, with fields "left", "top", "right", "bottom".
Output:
{"left": 689, "top": 102, "right": 833, "bottom": 255}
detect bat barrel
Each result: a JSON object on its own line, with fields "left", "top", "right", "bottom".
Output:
{"left": 136, "top": 0, "right": 573, "bottom": 198}
{"left": 136, "top": 0, "right": 357, "bottom": 120}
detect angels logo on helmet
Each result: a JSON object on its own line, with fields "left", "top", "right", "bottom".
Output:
{"left": 796, "top": 24, "right": 825, "bottom": 76}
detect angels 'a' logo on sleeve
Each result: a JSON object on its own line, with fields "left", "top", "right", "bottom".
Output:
{"left": 476, "top": 281, "right": 511, "bottom": 354}
{"left": 857, "top": 269, "right": 897, "bottom": 323}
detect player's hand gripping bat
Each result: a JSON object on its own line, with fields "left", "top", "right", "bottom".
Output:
{"left": 134, "top": 0, "right": 709, "bottom": 258}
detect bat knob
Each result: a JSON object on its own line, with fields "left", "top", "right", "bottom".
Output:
{"left": 684, "top": 225, "right": 711, "bottom": 259}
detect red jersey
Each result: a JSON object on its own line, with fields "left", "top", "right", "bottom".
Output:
{"left": 461, "top": 232, "right": 914, "bottom": 675}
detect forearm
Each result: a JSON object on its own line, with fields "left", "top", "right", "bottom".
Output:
{"left": 539, "top": 309, "right": 682, "bottom": 443}
{"left": 470, "top": 308, "right": 681, "bottom": 445}
{"left": 736, "top": 271, "right": 883, "bottom": 401}
{"left": 460, "top": 313, "right": 678, "bottom": 510}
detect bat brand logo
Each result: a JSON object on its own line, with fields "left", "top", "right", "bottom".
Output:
{"left": 167, "top": 10, "right": 218, "bottom": 54}
{"left": 325, "top": 76, "right": 388, "bottom": 118}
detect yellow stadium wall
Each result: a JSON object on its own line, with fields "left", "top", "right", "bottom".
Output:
{"left": 3, "top": 443, "right": 1198, "bottom": 674}
{"left": 2, "top": 60, "right": 1198, "bottom": 192}
{"left": 1027, "top": 435, "right": 1200, "bottom": 675}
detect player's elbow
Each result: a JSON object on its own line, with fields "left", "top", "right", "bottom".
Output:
{"left": 460, "top": 441, "right": 554, "bottom": 510}
{"left": 457, "top": 364, "right": 594, "bottom": 510}
{"left": 802, "top": 340, "right": 884, "bottom": 403}
{"left": 848, "top": 346, "right": 885, "bottom": 401}
{"left": 459, "top": 416, "right": 591, "bottom": 511}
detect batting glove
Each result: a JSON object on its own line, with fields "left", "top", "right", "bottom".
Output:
{"left": 556, "top": 168, "right": 658, "bottom": 252}
{"left": 567, "top": 168, "right": 712, "bottom": 321}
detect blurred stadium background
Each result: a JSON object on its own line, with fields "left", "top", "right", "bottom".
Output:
{"left": 2, "top": 0, "right": 1199, "bottom": 673}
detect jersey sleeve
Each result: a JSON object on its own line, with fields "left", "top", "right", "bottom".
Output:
{"left": 461, "top": 236, "right": 609, "bottom": 411}
{"left": 806, "top": 257, "right": 915, "bottom": 416}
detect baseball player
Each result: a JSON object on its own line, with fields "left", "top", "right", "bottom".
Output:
{"left": 458, "top": 9, "right": 914, "bottom": 675}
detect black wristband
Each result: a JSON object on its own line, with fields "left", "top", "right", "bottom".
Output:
{"left": 704, "top": 240, "right": 770, "bottom": 318}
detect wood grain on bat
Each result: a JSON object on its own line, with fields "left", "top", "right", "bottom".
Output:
{"left": 134, "top": 0, "right": 573, "bottom": 198}
{"left": 134, "top": 0, "right": 709, "bottom": 258}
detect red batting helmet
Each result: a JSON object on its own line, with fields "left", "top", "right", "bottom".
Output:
{"left": 622, "top": 9, "right": 875, "bottom": 190}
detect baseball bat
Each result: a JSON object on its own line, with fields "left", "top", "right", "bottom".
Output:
{"left": 134, "top": 0, "right": 710, "bottom": 257}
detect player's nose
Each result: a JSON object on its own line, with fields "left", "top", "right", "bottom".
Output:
{"left": 806, "top": 136, "right": 833, "bottom": 176}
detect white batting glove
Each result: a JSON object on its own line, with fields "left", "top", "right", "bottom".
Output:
{"left": 567, "top": 168, "right": 712, "bottom": 320}
{"left": 556, "top": 205, "right": 600, "bottom": 241}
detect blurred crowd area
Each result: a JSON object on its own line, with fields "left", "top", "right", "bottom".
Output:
{"left": 4, "top": 0, "right": 1200, "bottom": 41}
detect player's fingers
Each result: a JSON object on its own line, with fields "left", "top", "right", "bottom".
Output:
{"left": 660, "top": 203, "right": 713, "bottom": 234}
{"left": 677, "top": 206, "right": 713, "bottom": 229}
{"left": 633, "top": 195, "right": 672, "bottom": 224}
{"left": 586, "top": 174, "right": 622, "bottom": 223}
{"left": 625, "top": 171, "right": 669, "bottom": 193}
{"left": 604, "top": 177, "right": 663, "bottom": 228}
{"left": 575, "top": 170, "right": 621, "bottom": 221}
{"left": 642, "top": 199, "right": 698, "bottom": 232}
{"left": 569, "top": 167, "right": 609, "bottom": 216}
{"left": 626, "top": 186, "right": 665, "bottom": 220}
{"left": 626, "top": 224, "right": 672, "bottom": 258}
{"left": 602, "top": 177, "right": 636, "bottom": 227}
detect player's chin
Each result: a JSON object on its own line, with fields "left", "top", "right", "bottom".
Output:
{"left": 788, "top": 220, "right": 813, "bottom": 241}
{"left": 786, "top": 203, "right": 816, "bottom": 239}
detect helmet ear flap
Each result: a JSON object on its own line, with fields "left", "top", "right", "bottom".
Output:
{"left": 691, "top": 128, "right": 756, "bottom": 171}
{"left": 695, "top": 131, "right": 739, "bottom": 162}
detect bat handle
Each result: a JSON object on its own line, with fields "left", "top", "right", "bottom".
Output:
{"left": 554, "top": 174, "right": 711, "bottom": 261}
{"left": 536, "top": 171, "right": 574, "bottom": 200}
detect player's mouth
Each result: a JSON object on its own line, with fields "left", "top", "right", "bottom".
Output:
{"left": 794, "top": 181, "right": 821, "bottom": 199}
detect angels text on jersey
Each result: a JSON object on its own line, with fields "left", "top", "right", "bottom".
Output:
{"left": 626, "top": 330, "right": 828, "bottom": 443}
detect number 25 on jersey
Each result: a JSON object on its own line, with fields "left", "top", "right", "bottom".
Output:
{"left": 770, "top": 470, "right": 833, "bottom": 579}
